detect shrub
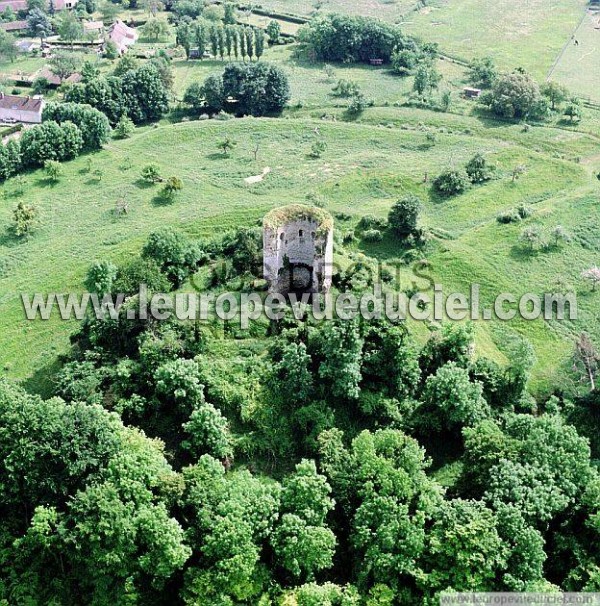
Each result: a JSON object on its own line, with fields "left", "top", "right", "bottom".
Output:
{"left": 362, "top": 228, "right": 383, "bottom": 242}
{"left": 388, "top": 195, "right": 421, "bottom": 238}
{"left": 141, "top": 164, "right": 162, "bottom": 183}
{"left": 309, "top": 139, "right": 327, "bottom": 158}
{"left": 358, "top": 215, "right": 387, "bottom": 231}
{"left": 391, "top": 48, "right": 419, "bottom": 75}
{"left": 331, "top": 79, "right": 359, "bottom": 98}
{"left": 433, "top": 169, "right": 471, "bottom": 196}
{"left": 465, "top": 153, "right": 494, "bottom": 183}
{"left": 44, "top": 159, "right": 62, "bottom": 182}
{"left": 13, "top": 201, "right": 37, "bottom": 237}
{"left": 114, "top": 115, "right": 135, "bottom": 139}
{"left": 496, "top": 210, "right": 520, "bottom": 224}
{"left": 517, "top": 204, "right": 532, "bottom": 219}
{"left": 347, "top": 92, "right": 367, "bottom": 116}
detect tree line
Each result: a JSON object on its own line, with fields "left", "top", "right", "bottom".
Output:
{"left": 176, "top": 20, "right": 267, "bottom": 62}
{"left": 0, "top": 221, "right": 598, "bottom": 603}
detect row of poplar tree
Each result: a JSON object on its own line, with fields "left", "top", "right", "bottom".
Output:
{"left": 176, "top": 21, "right": 267, "bottom": 61}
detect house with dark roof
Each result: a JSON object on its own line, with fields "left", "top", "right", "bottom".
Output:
{"left": 107, "top": 20, "right": 138, "bottom": 55}
{"left": 0, "top": 93, "right": 44, "bottom": 123}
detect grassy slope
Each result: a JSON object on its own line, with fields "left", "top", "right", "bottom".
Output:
{"left": 551, "top": 9, "right": 600, "bottom": 100}
{"left": 403, "top": 0, "right": 586, "bottom": 78}
{"left": 1, "top": 112, "right": 598, "bottom": 393}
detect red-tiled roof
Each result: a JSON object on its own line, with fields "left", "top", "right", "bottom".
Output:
{"left": 0, "top": 19, "right": 27, "bottom": 30}
{"left": 108, "top": 20, "right": 138, "bottom": 52}
{"left": 0, "top": 93, "right": 44, "bottom": 113}
{"left": 0, "top": 0, "right": 27, "bottom": 11}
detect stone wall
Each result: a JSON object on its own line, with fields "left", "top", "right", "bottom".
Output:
{"left": 263, "top": 206, "right": 333, "bottom": 295}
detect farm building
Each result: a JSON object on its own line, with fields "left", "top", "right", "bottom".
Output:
{"left": 0, "top": 0, "right": 26, "bottom": 11}
{"left": 107, "top": 20, "right": 138, "bottom": 54}
{"left": 0, "top": 93, "right": 44, "bottom": 124}
{"left": 35, "top": 66, "right": 82, "bottom": 86}
{"left": 464, "top": 86, "right": 482, "bottom": 98}
{"left": 16, "top": 39, "right": 36, "bottom": 52}
{"left": 0, "top": 20, "right": 27, "bottom": 32}
{"left": 83, "top": 20, "right": 104, "bottom": 36}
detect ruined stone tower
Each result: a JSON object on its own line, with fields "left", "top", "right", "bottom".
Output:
{"left": 263, "top": 205, "right": 334, "bottom": 296}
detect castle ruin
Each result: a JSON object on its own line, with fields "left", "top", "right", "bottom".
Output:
{"left": 263, "top": 205, "right": 334, "bottom": 296}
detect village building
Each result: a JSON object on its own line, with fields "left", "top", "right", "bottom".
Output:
{"left": 16, "top": 39, "right": 36, "bottom": 52}
{"left": 0, "top": 19, "right": 27, "bottom": 32}
{"left": 0, "top": 92, "right": 44, "bottom": 124}
{"left": 107, "top": 20, "right": 138, "bottom": 55}
{"left": 52, "top": 0, "right": 78, "bottom": 9}
{"left": 0, "top": 0, "right": 27, "bottom": 13}
{"left": 35, "top": 66, "right": 82, "bottom": 86}
{"left": 83, "top": 20, "right": 104, "bottom": 38}
{"left": 263, "top": 205, "right": 334, "bottom": 297}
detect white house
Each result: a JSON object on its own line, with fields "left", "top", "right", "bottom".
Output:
{"left": 0, "top": 93, "right": 44, "bottom": 124}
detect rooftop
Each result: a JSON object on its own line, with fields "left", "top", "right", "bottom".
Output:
{"left": 0, "top": 93, "right": 44, "bottom": 113}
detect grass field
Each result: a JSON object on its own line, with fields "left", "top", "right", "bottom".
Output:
{"left": 550, "top": 9, "right": 600, "bottom": 101}
{"left": 0, "top": 4, "right": 599, "bottom": 395}
{"left": 1, "top": 109, "right": 599, "bottom": 393}
{"left": 255, "top": 0, "right": 592, "bottom": 93}
{"left": 170, "top": 44, "right": 466, "bottom": 108}
{"left": 403, "top": 0, "right": 586, "bottom": 78}
{"left": 239, "top": 0, "right": 418, "bottom": 21}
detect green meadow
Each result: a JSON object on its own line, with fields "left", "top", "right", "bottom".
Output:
{"left": 1, "top": 108, "right": 599, "bottom": 392}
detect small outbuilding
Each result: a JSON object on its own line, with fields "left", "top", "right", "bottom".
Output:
{"left": 263, "top": 205, "right": 334, "bottom": 297}
{"left": 464, "top": 86, "right": 482, "bottom": 98}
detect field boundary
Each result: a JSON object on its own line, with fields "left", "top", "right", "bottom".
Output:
{"left": 546, "top": 9, "right": 589, "bottom": 81}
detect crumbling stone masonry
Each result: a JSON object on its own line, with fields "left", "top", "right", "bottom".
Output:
{"left": 263, "top": 205, "right": 334, "bottom": 296}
